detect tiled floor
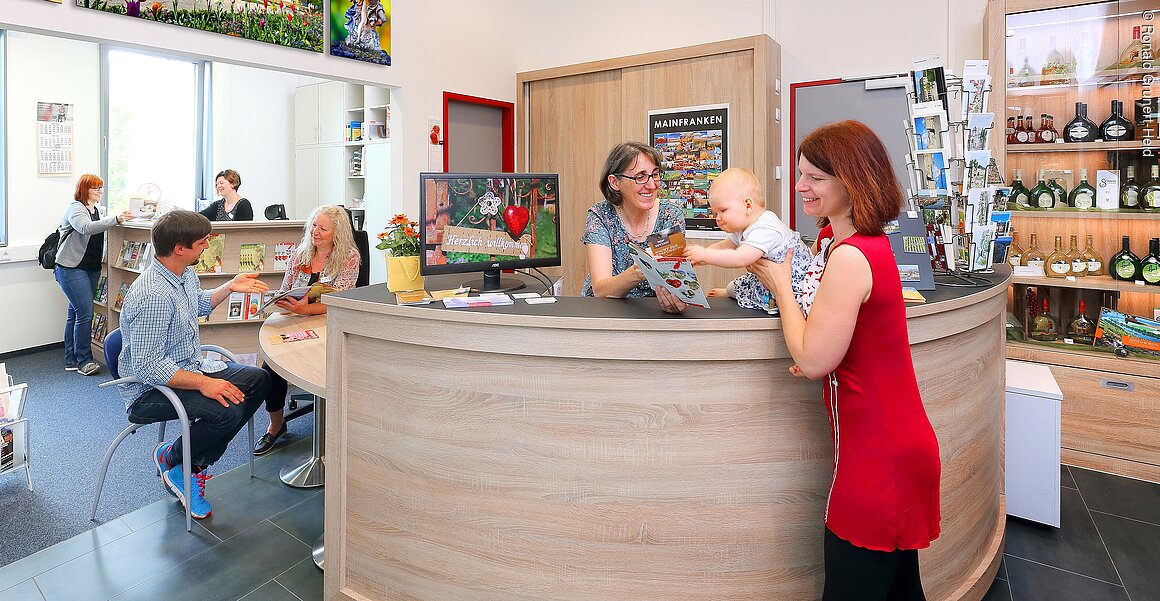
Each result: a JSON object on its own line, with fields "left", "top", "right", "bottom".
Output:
{"left": 2, "top": 457, "right": 1157, "bottom": 601}
{"left": 982, "top": 464, "right": 1160, "bottom": 601}
{"left": 0, "top": 438, "right": 323, "bottom": 601}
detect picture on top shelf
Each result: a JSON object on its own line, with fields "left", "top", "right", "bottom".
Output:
{"left": 912, "top": 151, "right": 948, "bottom": 197}
{"left": 965, "top": 113, "right": 994, "bottom": 152}
{"left": 238, "top": 243, "right": 266, "bottom": 272}
{"left": 910, "top": 103, "right": 949, "bottom": 152}
{"left": 193, "top": 234, "right": 224, "bottom": 274}
{"left": 330, "top": 0, "right": 392, "bottom": 65}
{"left": 75, "top": 0, "right": 323, "bottom": 53}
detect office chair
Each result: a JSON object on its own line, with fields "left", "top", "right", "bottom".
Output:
{"left": 354, "top": 229, "right": 370, "bottom": 287}
{"left": 93, "top": 329, "right": 255, "bottom": 532}
{"left": 264, "top": 204, "right": 289, "bottom": 220}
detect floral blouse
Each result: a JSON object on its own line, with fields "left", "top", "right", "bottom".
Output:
{"left": 279, "top": 247, "right": 361, "bottom": 295}
{"left": 581, "top": 199, "right": 685, "bottom": 298}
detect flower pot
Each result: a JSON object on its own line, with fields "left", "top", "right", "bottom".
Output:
{"left": 386, "top": 255, "right": 424, "bottom": 292}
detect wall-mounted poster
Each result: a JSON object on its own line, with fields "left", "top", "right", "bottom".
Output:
{"left": 37, "top": 102, "right": 74, "bottom": 177}
{"left": 75, "top": 0, "right": 323, "bottom": 53}
{"left": 330, "top": 0, "right": 392, "bottom": 65}
{"left": 648, "top": 104, "right": 728, "bottom": 231}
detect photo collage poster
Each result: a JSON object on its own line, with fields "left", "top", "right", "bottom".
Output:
{"left": 330, "top": 0, "right": 392, "bottom": 65}
{"left": 648, "top": 104, "right": 728, "bottom": 231}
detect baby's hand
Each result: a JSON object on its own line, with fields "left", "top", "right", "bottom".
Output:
{"left": 683, "top": 246, "right": 706, "bottom": 265}
{"left": 706, "top": 287, "right": 729, "bottom": 298}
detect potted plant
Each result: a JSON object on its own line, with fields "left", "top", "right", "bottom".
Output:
{"left": 377, "top": 214, "right": 424, "bottom": 292}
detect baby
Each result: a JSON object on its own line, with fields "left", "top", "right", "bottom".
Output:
{"left": 683, "top": 168, "right": 813, "bottom": 314}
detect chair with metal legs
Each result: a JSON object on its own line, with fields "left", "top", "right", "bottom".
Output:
{"left": 91, "top": 328, "right": 255, "bottom": 532}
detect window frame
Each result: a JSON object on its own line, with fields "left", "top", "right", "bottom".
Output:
{"left": 1, "top": 30, "right": 8, "bottom": 247}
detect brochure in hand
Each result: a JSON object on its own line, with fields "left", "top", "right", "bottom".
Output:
{"left": 627, "top": 244, "right": 710, "bottom": 308}
{"left": 258, "top": 282, "right": 338, "bottom": 313}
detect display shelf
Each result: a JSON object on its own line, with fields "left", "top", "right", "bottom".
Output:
{"left": 1006, "top": 140, "right": 1152, "bottom": 152}
{"left": 1007, "top": 340, "right": 1160, "bottom": 382}
{"left": 1005, "top": 67, "right": 1154, "bottom": 92}
{"left": 344, "top": 141, "right": 365, "bottom": 147}
{"left": 1011, "top": 273, "right": 1156, "bottom": 293}
{"left": 1008, "top": 208, "right": 1160, "bottom": 218}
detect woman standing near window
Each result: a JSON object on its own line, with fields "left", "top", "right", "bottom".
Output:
{"left": 55, "top": 174, "right": 133, "bottom": 376}
{"left": 199, "top": 169, "right": 253, "bottom": 221}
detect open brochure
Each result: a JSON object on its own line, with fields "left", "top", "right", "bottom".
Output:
{"left": 258, "top": 282, "right": 338, "bottom": 313}
{"left": 627, "top": 244, "right": 710, "bottom": 309}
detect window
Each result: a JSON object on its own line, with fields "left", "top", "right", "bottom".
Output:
{"left": 103, "top": 48, "right": 207, "bottom": 215}
{"left": 0, "top": 30, "right": 8, "bottom": 247}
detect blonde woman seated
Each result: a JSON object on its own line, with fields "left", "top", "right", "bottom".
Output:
{"left": 255, "top": 205, "right": 361, "bottom": 455}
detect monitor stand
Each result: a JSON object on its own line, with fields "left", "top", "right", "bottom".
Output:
{"left": 461, "top": 268, "right": 527, "bottom": 293}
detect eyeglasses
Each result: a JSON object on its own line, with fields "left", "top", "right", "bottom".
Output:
{"left": 615, "top": 171, "right": 663, "bottom": 185}
{"left": 92, "top": 187, "right": 104, "bottom": 191}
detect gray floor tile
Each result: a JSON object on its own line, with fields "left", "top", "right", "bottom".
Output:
{"left": 0, "top": 518, "right": 132, "bottom": 591}
{"left": 238, "top": 581, "right": 301, "bottom": 601}
{"left": 1004, "top": 487, "right": 1120, "bottom": 583}
{"left": 119, "top": 498, "right": 181, "bottom": 532}
{"left": 34, "top": 512, "right": 219, "bottom": 601}
{"left": 207, "top": 437, "right": 311, "bottom": 496}
{"left": 111, "top": 520, "right": 309, "bottom": 601}
{"left": 275, "top": 558, "right": 322, "bottom": 601}
{"left": 1090, "top": 511, "right": 1160, "bottom": 601}
{"left": 0, "top": 579, "right": 46, "bottom": 601}
{"left": 1070, "top": 466, "right": 1160, "bottom": 526}
{"left": 981, "top": 576, "right": 1011, "bottom": 601}
{"left": 269, "top": 491, "right": 324, "bottom": 546}
{"left": 1005, "top": 556, "right": 1129, "bottom": 601}
{"left": 1060, "top": 464, "right": 1076, "bottom": 490}
{"left": 195, "top": 473, "right": 319, "bottom": 540}
{"left": 997, "top": 556, "right": 1007, "bottom": 581}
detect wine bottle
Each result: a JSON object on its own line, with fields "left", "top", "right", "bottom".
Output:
{"left": 1067, "top": 234, "right": 1086, "bottom": 277}
{"left": 1142, "top": 165, "right": 1160, "bottom": 211}
{"left": 1038, "top": 113, "right": 1058, "bottom": 143}
{"left": 1081, "top": 234, "right": 1104, "bottom": 276}
{"left": 1142, "top": 238, "right": 1160, "bottom": 285}
{"left": 1064, "top": 102, "right": 1098, "bottom": 142}
{"left": 1030, "top": 297, "right": 1059, "bottom": 341}
{"left": 1046, "top": 235, "right": 1071, "bottom": 278}
{"left": 1010, "top": 169, "right": 1031, "bottom": 208}
{"left": 1068, "top": 168, "right": 1096, "bottom": 209}
{"left": 1005, "top": 116, "right": 1018, "bottom": 144}
{"left": 1008, "top": 230, "right": 1025, "bottom": 267}
{"left": 1067, "top": 300, "right": 1096, "bottom": 345}
{"left": 1024, "top": 233, "right": 1046, "bottom": 272}
{"left": 1103, "top": 25, "right": 1146, "bottom": 70}
{"left": 1099, "top": 100, "right": 1134, "bottom": 142}
{"left": 1110, "top": 236, "right": 1140, "bottom": 281}
{"left": 1134, "top": 97, "right": 1158, "bottom": 141}
{"left": 1017, "top": 40, "right": 1037, "bottom": 87}
{"left": 1015, "top": 116, "right": 1031, "bottom": 144}
{"left": 1121, "top": 165, "right": 1141, "bottom": 209}
{"left": 1047, "top": 178, "right": 1067, "bottom": 208}
{"left": 1029, "top": 170, "right": 1055, "bottom": 209}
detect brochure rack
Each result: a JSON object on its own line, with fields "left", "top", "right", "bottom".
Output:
{"left": 0, "top": 380, "right": 32, "bottom": 491}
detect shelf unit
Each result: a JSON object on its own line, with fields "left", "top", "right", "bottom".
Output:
{"left": 987, "top": 0, "right": 1160, "bottom": 482}
{"left": 92, "top": 220, "right": 308, "bottom": 356}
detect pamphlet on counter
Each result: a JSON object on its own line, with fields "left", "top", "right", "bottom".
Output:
{"left": 442, "top": 293, "right": 514, "bottom": 308}
{"left": 627, "top": 244, "right": 710, "bottom": 308}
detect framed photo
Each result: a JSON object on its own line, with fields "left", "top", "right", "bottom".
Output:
{"left": 913, "top": 151, "right": 949, "bottom": 196}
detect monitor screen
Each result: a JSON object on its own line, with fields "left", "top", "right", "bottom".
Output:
{"left": 419, "top": 172, "right": 560, "bottom": 292}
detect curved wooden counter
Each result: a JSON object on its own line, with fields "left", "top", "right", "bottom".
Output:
{"left": 258, "top": 312, "right": 327, "bottom": 397}
{"left": 320, "top": 271, "right": 1009, "bottom": 601}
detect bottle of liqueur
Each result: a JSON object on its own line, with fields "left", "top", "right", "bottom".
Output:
{"left": 1141, "top": 238, "right": 1160, "bottom": 285}
{"left": 1143, "top": 165, "right": 1160, "bottom": 211}
{"left": 1006, "top": 116, "right": 1017, "bottom": 143}
{"left": 1065, "top": 102, "right": 1099, "bottom": 142}
{"left": 1008, "top": 230, "right": 1025, "bottom": 267}
{"left": 1047, "top": 177, "right": 1067, "bottom": 208}
{"left": 1068, "top": 169, "right": 1096, "bottom": 209}
{"left": 1036, "top": 114, "right": 1057, "bottom": 143}
{"left": 1067, "top": 234, "right": 1086, "bottom": 277}
{"left": 1017, "top": 40, "right": 1037, "bottom": 87}
{"left": 1010, "top": 169, "right": 1031, "bottom": 208}
{"left": 1099, "top": 100, "right": 1134, "bottom": 142}
{"left": 1015, "top": 116, "right": 1031, "bottom": 144}
{"left": 1030, "top": 297, "right": 1060, "bottom": 341}
{"left": 1067, "top": 300, "right": 1096, "bottom": 345}
{"left": 1024, "top": 232, "right": 1047, "bottom": 272}
{"left": 1121, "top": 165, "right": 1141, "bottom": 209}
{"left": 1046, "top": 235, "right": 1071, "bottom": 278}
{"left": 1103, "top": 25, "right": 1147, "bottom": 70}
{"left": 1029, "top": 170, "right": 1055, "bottom": 209}
{"left": 1080, "top": 234, "right": 1104, "bottom": 276}
{"left": 1045, "top": 114, "right": 1059, "bottom": 142}
{"left": 1110, "top": 236, "right": 1140, "bottom": 281}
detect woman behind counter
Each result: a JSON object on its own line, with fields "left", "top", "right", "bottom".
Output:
{"left": 255, "top": 204, "right": 360, "bottom": 455}
{"left": 582, "top": 141, "right": 688, "bottom": 313}
{"left": 200, "top": 169, "right": 253, "bottom": 221}
{"left": 54, "top": 174, "right": 133, "bottom": 376}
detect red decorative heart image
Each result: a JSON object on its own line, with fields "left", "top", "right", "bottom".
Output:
{"left": 503, "top": 205, "right": 530, "bottom": 239}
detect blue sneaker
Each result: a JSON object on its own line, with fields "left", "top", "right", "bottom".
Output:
{"left": 153, "top": 442, "right": 175, "bottom": 495}
{"left": 163, "top": 465, "right": 212, "bottom": 519}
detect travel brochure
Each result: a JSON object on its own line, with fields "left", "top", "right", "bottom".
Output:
{"left": 627, "top": 244, "right": 709, "bottom": 309}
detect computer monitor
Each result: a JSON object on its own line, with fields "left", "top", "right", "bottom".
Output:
{"left": 419, "top": 172, "right": 561, "bottom": 292}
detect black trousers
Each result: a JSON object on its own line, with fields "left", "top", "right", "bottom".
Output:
{"left": 262, "top": 362, "right": 289, "bottom": 413}
{"left": 822, "top": 528, "right": 926, "bottom": 601}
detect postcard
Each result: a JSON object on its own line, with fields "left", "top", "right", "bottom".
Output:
{"left": 965, "top": 113, "right": 994, "bottom": 152}
{"left": 913, "top": 151, "right": 949, "bottom": 196}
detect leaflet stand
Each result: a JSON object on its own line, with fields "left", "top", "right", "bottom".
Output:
{"left": 0, "top": 379, "right": 33, "bottom": 491}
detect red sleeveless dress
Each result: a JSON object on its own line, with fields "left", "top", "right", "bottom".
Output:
{"left": 817, "top": 227, "right": 941, "bottom": 551}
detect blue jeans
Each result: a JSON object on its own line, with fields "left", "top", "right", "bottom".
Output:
{"left": 128, "top": 363, "right": 270, "bottom": 468}
{"left": 54, "top": 265, "right": 100, "bottom": 366}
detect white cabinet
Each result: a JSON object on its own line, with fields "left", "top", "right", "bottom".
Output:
{"left": 294, "top": 146, "right": 344, "bottom": 215}
{"left": 1005, "top": 359, "right": 1062, "bottom": 528}
{"left": 294, "top": 82, "right": 345, "bottom": 146}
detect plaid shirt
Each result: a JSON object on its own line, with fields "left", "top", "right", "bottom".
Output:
{"left": 117, "top": 260, "right": 226, "bottom": 405}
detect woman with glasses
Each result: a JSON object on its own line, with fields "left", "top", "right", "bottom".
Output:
{"left": 54, "top": 174, "right": 133, "bottom": 375}
{"left": 581, "top": 141, "right": 688, "bottom": 313}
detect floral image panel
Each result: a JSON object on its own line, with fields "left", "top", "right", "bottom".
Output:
{"left": 329, "top": 0, "right": 391, "bottom": 65}
{"left": 75, "top": 0, "right": 324, "bottom": 53}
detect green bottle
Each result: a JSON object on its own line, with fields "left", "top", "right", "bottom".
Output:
{"left": 1047, "top": 178, "right": 1067, "bottom": 209}
{"left": 1110, "top": 236, "right": 1140, "bottom": 281}
{"left": 1143, "top": 165, "right": 1160, "bottom": 211}
{"left": 1068, "top": 169, "right": 1096, "bottom": 210}
{"left": 1142, "top": 238, "right": 1160, "bottom": 285}
{"left": 1029, "top": 170, "right": 1055, "bottom": 209}
{"left": 1010, "top": 169, "right": 1031, "bottom": 208}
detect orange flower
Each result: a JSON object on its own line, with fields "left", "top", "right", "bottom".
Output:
{"left": 150, "top": 1, "right": 162, "bottom": 14}
{"left": 389, "top": 213, "right": 408, "bottom": 225}
{"left": 403, "top": 226, "right": 416, "bottom": 238}
{"left": 377, "top": 232, "right": 389, "bottom": 239}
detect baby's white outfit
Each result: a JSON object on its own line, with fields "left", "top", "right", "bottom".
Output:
{"left": 726, "top": 210, "right": 814, "bottom": 315}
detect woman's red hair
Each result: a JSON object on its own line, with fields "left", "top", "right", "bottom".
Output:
{"left": 798, "top": 120, "right": 903, "bottom": 236}
{"left": 74, "top": 174, "right": 104, "bottom": 202}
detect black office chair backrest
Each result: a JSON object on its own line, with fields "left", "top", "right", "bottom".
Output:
{"left": 353, "top": 229, "right": 371, "bottom": 287}
{"left": 264, "top": 204, "right": 288, "bottom": 220}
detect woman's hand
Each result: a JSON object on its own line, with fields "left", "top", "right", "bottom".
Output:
{"left": 275, "top": 294, "right": 310, "bottom": 314}
{"left": 747, "top": 248, "right": 794, "bottom": 293}
{"left": 116, "top": 211, "right": 134, "bottom": 223}
{"left": 656, "top": 286, "right": 688, "bottom": 314}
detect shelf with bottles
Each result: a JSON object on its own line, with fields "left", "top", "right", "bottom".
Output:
{"left": 1006, "top": 98, "right": 1153, "bottom": 147}
{"left": 1012, "top": 273, "right": 1157, "bottom": 293}
{"left": 1007, "top": 162, "right": 1160, "bottom": 212}
{"left": 1007, "top": 140, "right": 1153, "bottom": 153}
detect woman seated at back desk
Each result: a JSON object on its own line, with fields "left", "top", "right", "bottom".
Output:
{"left": 200, "top": 169, "right": 253, "bottom": 221}
{"left": 582, "top": 141, "right": 687, "bottom": 314}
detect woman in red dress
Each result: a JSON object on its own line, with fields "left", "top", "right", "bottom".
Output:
{"left": 750, "top": 120, "right": 941, "bottom": 600}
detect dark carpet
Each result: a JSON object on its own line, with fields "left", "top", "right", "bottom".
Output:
{"left": 0, "top": 346, "right": 314, "bottom": 567}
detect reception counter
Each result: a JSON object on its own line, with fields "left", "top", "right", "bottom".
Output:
{"left": 320, "top": 269, "right": 1010, "bottom": 600}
